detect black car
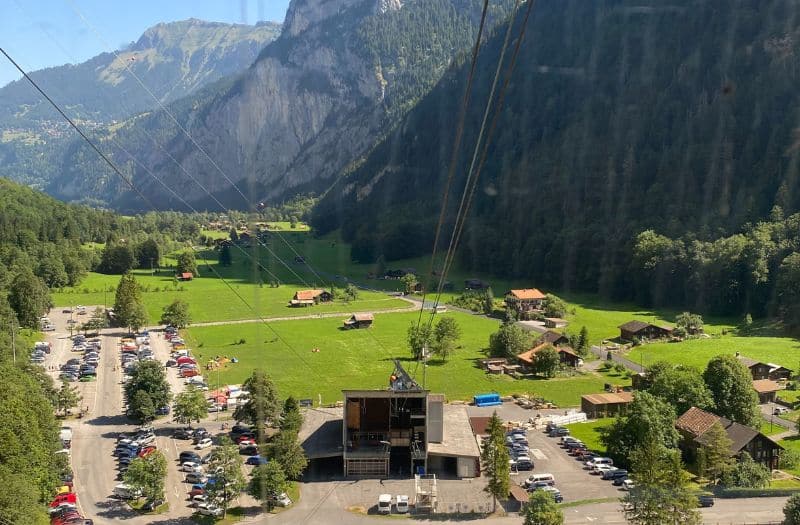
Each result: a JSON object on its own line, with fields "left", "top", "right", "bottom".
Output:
{"left": 239, "top": 445, "right": 258, "bottom": 456}
{"left": 697, "top": 494, "right": 715, "bottom": 507}
{"left": 602, "top": 468, "right": 628, "bottom": 480}
{"left": 549, "top": 427, "right": 569, "bottom": 437}
{"left": 179, "top": 451, "right": 201, "bottom": 463}
{"left": 230, "top": 424, "right": 251, "bottom": 439}
{"left": 515, "top": 459, "right": 534, "bottom": 471}
{"left": 173, "top": 428, "right": 194, "bottom": 440}
{"left": 142, "top": 499, "right": 165, "bottom": 511}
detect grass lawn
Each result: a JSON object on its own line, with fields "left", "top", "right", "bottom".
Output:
{"left": 620, "top": 335, "right": 800, "bottom": 372}
{"left": 777, "top": 436, "right": 800, "bottom": 476}
{"left": 760, "top": 419, "right": 787, "bottom": 437}
{"left": 564, "top": 418, "right": 614, "bottom": 453}
{"left": 778, "top": 388, "right": 800, "bottom": 405}
{"left": 52, "top": 247, "right": 409, "bottom": 324}
{"left": 193, "top": 507, "right": 246, "bottom": 524}
{"left": 183, "top": 311, "right": 613, "bottom": 406}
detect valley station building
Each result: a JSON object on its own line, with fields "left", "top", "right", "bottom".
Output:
{"left": 298, "top": 363, "right": 481, "bottom": 479}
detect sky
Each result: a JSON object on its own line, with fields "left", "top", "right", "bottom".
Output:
{"left": 0, "top": 0, "right": 292, "bottom": 88}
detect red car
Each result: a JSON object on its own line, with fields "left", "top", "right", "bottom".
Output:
{"left": 237, "top": 435, "right": 256, "bottom": 445}
{"left": 138, "top": 446, "right": 157, "bottom": 458}
{"left": 50, "top": 493, "right": 77, "bottom": 507}
{"left": 188, "top": 486, "right": 206, "bottom": 498}
{"left": 180, "top": 368, "right": 199, "bottom": 378}
{"left": 177, "top": 356, "right": 196, "bottom": 365}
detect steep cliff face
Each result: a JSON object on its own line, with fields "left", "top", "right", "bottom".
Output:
{"left": 50, "top": 0, "right": 512, "bottom": 210}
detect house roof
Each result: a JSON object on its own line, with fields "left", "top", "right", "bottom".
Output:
{"left": 752, "top": 379, "right": 781, "bottom": 394}
{"left": 517, "top": 343, "right": 549, "bottom": 364}
{"left": 507, "top": 288, "right": 546, "bottom": 300}
{"left": 180, "top": 272, "right": 193, "bottom": 279}
{"left": 581, "top": 391, "right": 633, "bottom": 406}
{"left": 558, "top": 346, "right": 579, "bottom": 358}
{"left": 351, "top": 313, "right": 374, "bottom": 322}
{"left": 295, "top": 289, "right": 325, "bottom": 301}
{"left": 676, "top": 406, "right": 721, "bottom": 438}
{"left": 736, "top": 355, "right": 760, "bottom": 368}
{"left": 618, "top": 320, "right": 672, "bottom": 333}
{"left": 768, "top": 363, "right": 792, "bottom": 372}
{"left": 538, "top": 330, "right": 569, "bottom": 345}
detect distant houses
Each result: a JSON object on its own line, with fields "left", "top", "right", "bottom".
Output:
{"left": 343, "top": 313, "right": 374, "bottom": 329}
{"left": 736, "top": 353, "right": 792, "bottom": 381}
{"left": 618, "top": 320, "right": 673, "bottom": 341}
{"left": 504, "top": 288, "right": 546, "bottom": 319}
{"left": 289, "top": 289, "right": 333, "bottom": 307}
{"left": 752, "top": 379, "right": 781, "bottom": 404}
{"left": 676, "top": 406, "right": 782, "bottom": 469}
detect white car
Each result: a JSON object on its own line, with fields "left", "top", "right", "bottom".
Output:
{"left": 181, "top": 461, "right": 202, "bottom": 472}
{"left": 197, "top": 503, "right": 223, "bottom": 517}
{"left": 195, "top": 438, "right": 213, "bottom": 450}
{"left": 396, "top": 495, "right": 409, "bottom": 513}
{"left": 592, "top": 465, "right": 614, "bottom": 476}
{"left": 270, "top": 492, "right": 292, "bottom": 507}
{"left": 622, "top": 479, "right": 635, "bottom": 490}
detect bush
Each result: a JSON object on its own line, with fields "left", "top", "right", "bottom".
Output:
{"left": 613, "top": 363, "right": 627, "bottom": 374}
{"left": 785, "top": 493, "right": 800, "bottom": 525}
{"left": 783, "top": 449, "right": 800, "bottom": 470}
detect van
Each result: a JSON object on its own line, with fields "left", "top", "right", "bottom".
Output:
{"left": 396, "top": 495, "right": 409, "bottom": 513}
{"left": 586, "top": 457, "right": 613, "bottom": 468}
{"left": 112, "top": 484, "right": 141, "bottom": 499}
{"left": 378, "top": 494, "right": 392, "bottom": 514}
{"left": 524, "top": 473, "right": 555, "bottom": 487}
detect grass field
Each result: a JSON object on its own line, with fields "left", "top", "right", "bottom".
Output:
{"left": 564, "top": 418, "right": 613, "bottom": 453}
{"left": 183, "top": 311, "right": 613, "bottom": 406}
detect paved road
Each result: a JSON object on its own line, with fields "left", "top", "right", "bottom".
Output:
{"left": 590, "top": 345, "right": 645, "bottom": 373}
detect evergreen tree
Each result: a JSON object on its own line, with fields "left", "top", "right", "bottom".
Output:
{"left": 267, "top": 431, "right": 307, "bottom": 481}
{"left": 234, "top": 370, "right": 281, "bottom": 442}
{"left": 56, "top": 380, "right": 82, "bottom": 417}
{"left": 483, "top": 287, "right": 495, "bottom": 315}
{"left": 99, "top": 244, "right": 136, "bottom": 274}
{"left": 698, "top": 421, "right": 734, "bottom": 484}
{"left": 703, "top": 354, "right": 760, "bottom": 427}
{"left": 135, "top": 239, "right": 160, "bottom": 270}
{"left": 229, "top": 228, "right": 239, "bottom": 242}
{"left": 577, "top": 326, "right": 589, "bottom": 354}
{"left": 280, "top": 397, "right": 303, "bottom": 435}
{"left": 481, "top": 412, "right": 509, "bottom": 512}
{"left": 523, "top": 490, "right": 564, "bottom": 525}
{"left": 248, "top": 461, "right": 289, "bottom": 511}
{"left": 160, "top": 299, "right": 191, "bottom": 328}
{"left": 8, "top": 269, "right": 51, "bottom": 328}
{"left": 218, "top": 244, "right": 232, "bottom": 267}
{"left": 113, "top": 273, "right": 148, "bottom": 331}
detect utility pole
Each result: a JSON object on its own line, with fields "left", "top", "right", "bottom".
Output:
{"left": 10, "top": 318, "right": 16, "bottom": 364}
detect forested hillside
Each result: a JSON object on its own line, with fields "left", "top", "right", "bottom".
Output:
{"left": 313, "top": 0, "right": 800, "bottom": 319}
{"left": 0, "top": 19, "right": 281, "bottom": 189}
{"left": 48, "top": 0, "right": 514, "bottom": 210}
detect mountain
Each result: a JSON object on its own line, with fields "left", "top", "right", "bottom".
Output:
{"left": 312, "top": 0, "right": 800, "bottom": 312}
{"left": 0, "top": 19, "right": 281, "bottom": 188}
{"left": 47, "top": 0, "right": 514, "bottom": 210}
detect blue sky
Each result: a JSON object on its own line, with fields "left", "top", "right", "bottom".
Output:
{"left": 0, "top": 0, "right": 292, "bottom": 88}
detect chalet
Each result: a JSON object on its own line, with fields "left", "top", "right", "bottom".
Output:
{"left": 618, "top": 320, "right": 673, "bottom": 341}
{"left": 752, "top": 379, "right": 781, "bottom": 404}
{"left": 344, "top": 313, "right": 374, "bottom": 329}
{"left": 676, "top": 407, "right": 782, "bottom": 469}
{"left": 736, "top": 354, "right": 772, "bottom": 380}
{"left": 768, "top": 364, "right": 793, "bottom": 381}
{"left": 580, "top": 391, "right": 634, "bottom": 419}
{"left": 504, "top": 289, "right": 546, "bottom": 318}
{"left": 544, "top": 317, "right": 568, "bottom": 329}
{"left": 536, "top": 330, "right": 570, "bottom": 347}
{"left": 464, "top": 279, "right": 489, "bottom": 290}
{"left": 289, "top": 289, "right": 333, "bottom": 307}
{"left": 517, "top": 343, "right": 582, "bottom": 370}
{"left": 177, "top": 272, "right": 193, "bottom": 281}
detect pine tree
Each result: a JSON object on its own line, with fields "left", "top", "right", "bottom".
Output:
{"left": 699, "top": 421, "right": 734, "bottom": 484}
{"left": 577, "top": 326, "right": 589, "bottom": 355}
{"left": 113, "top": 273, "right": 148, "bottom": 331}
{"left": 234, "top": 370, "right": 281, "bottom": 442}
{"left": 218, "top": 244, "right": 232, "bottom": 267}
{"left": 481, "top": 411, "right": 509, "bottom": 512}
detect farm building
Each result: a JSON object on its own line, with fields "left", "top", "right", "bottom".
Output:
{"left": 752, "top": 379, "right": 781, "bottom": 404}
{"left": 536, "top": 330, "right": 570, "bottom": 347}
{"left": 580, "top": 391, "right": 633, "bottom": 418}
{"left": 544, "top": 317, "right": 568, "bottom": 329}
{"left": 736, "top": 354, "right": 773, "bottom": 380}
{"left": 344, "top": 313, "right": 374, "bottom": 329}
{"left": 289, "top": 289, "right": 333, "bottom": 307}
{"left": 504, "top": 289, "right": 546, "bottom": 318}
{"left": 516, "top": 343, "right": 582, "bottom": 370}
{"left": 618, "top": 320, "right": 673, "bottom": 341}
{"left": 676, "top": 407, "right": 782, "bottom": 469}
{"left": 464, "top": 279, "right": 490, "bottom": 290}
{"left": 177, "top": 272, "right": 193, "bottom": 281}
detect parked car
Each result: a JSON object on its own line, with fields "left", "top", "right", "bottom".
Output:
{"left": 189, "top": 484, "right": 206, "bottom": 497}
{"left": 697, "top": 494, "right": 715, "bottom": 507}
{"left": 174, "top": 428, "right": 194, "bottom": 440}
{"left": 377, "top": 494, "right": 392, "bottom": 514}
{"left": 181, "top": 461, "right": 202, "bottom": 472}
{"left": 621, "top": 479, "right": 635, "bottom": 491}
{"left": 179, "top": 451, "right": 202, "bottom": 463}
{"left": 774, "top": 406, "right": 790, "bottom": 415}
{"left": 549, "top": 427, "right": 569, "bottom": 437}
{"left": 185, "top": 472, "right": 208, "bottom": 484}
{"left": 197, "top": 503, "right": 223, "bottom": 517}
{"left": 239, "top": 445, "right": 258, "bottom": 456}
{"left": 602, "top": 468, "right": 629, "bottom": 481}
{"left": 396, "top": 495, "right": 409, "bottom": 513}
{"left": 195, "top": 438, "right": 213, "bottom": 450}
{"left": 591, "top": 465, "right": 615, "bottom": 476}
{"left": 536, "top": 486, "right": 563, "bottom": 503}
{"left": 246, "top": 456, "right": 269, "bottom": 466}
{"left": 514, "top": 456, "right": 534, "bottom": 471}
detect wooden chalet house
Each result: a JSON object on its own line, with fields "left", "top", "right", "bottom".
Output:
{"left": 618, "top": 320, "right": 673, "bottom": 341}
{"left": 504, "top": 289, "right": 546, "bottom": 319}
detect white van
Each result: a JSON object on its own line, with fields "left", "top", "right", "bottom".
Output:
{"left": 377, "top": 494, "right": 392, "bottom": 514}
{"left": 396, "top": 495, "right": 409, "bottom": 513}
{"left": 524, "top": 473, "right": 555, "bottom": 487}
{"left": 112, "top": 484, "right": 141, "bottom": 500}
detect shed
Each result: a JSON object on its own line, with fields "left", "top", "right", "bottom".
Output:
{"left": 343, "top": 313, "right": 374, "bottom": 329}
{"left": 177, "top": 272, "right": 193, "bottom": 281}
{"left": 544, "top": 317, "right": 568, "bottom": 328}
{"left": 290, "top": 289, "right": 332, "bottom": 307}
{"left": 752, "top": 379, "right": 781, "bottom": 404}
{"left": 508, "top": 484, "right": 531, "bottom": 512}
{"left": 580, "top": 391, "right": 633, "bottom": 418}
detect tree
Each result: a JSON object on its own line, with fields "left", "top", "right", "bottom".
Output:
{"left": 218, "top": 244, "right": 232, "bottom": 267}
{"left": 401, "top": 273, "right": 418, "bottom": 295}
{"left": 407, "top": 323, "right": 432, "bottom": 360}
{"left": 431, "top": 316, "right": 461, "bottom": 362}
{"left": 229, "top": 228, "right": 239, "bottom": 242}
{"left": 248, "top": 461, "right": 289, "bottom": 511}
{"left": 532, "top": 345, "right": 560, "bottom": 378}
{"left": 602, "top": 392, "right": 680, "bottom": 469}
{"left": 135, "top": 239, "right": 160, "bottom": 270}
{"left": 160, "top": 299, "right": 191, "bottom": 328}
{"left": 646, "top": 362, "right": 714, "bottom": 415}
{"left": 776, "top": 253, "right": 800, "bottom": 331}
{"left": 488, "top": 321, "right": 530, "bottom": 358}
{"left": 577, "top": 326, "right": 589, "bottom": 355}
{"left": 81, "top": 307, "right": 108, "bottom": 334}
{"left": 124, "top": 360, "right": 171, "bottom": 420}
{"left": 172, "top": 385, "right": 208, "bottom": 425}
{"left": 267, "top": 431, "right": 308, "bottom": 481}
{"left": 720, "top": 452, "right": 771, "bottom": 488}
{"left": 128, "top": 389, "right": 156, "bottom": 423}
{"left": 99, "top": 244, "right": 135, "bottom": 274}
{"left": 344, "top": 283, "right": 359, "bottom": 302}
{"left": 698, "top": 421, "right": 734, "bottom": 484}
{"left": 175, "top": 250, "right": 198, "bottom": 277}
{"left": 784, "top": 493, "right": 800, "bottom": 525}
{"left": 234, "top": 370, "right": 281, "bottom": 442}
{"left": 8, "top": 269, "right": 51, "bottom": 329}
{"left": 56, "top": 380, "right": 82, "bottom": 417}
{"left": 123, "top": 451, "right": 167, "bottom": 505}
{"left": 523, "top": 490, "right": 564, "bottom": 525}
{"left": 483, "top": 287, "right": 495, "bottom": 315}
{"left": 703, "top": 354, "right": 760, "bottom": 427}
{"left": 280, "top": 397, "right": 303, "bottom": 435}
{"left": 543, "top": 294, "right": 567, "bottom": 318}
{"left": 113, "top": 273, "right": 148, "bottom": 331}
{"left": 480, "top": 412, "right": 509, "bottom": 512}
{"left": 623, "top": 439, "right": 701, "bottom": 525}
{"left": 206, "top": 436, "right": 246, "bottom": 517}
{"left": 675, "top": 312, "right": 704, "bottom": 335}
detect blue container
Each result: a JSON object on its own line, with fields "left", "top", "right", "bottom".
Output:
{"left": 473, "top": 393, "right": 502, "bottom": 407}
